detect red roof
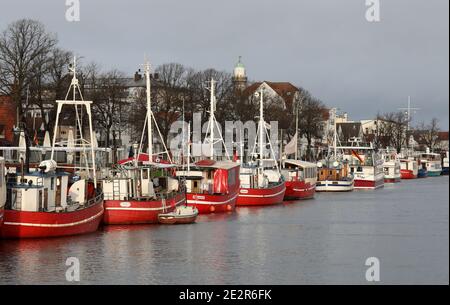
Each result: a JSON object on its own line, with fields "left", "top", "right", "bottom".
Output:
{"left": 438, "top": 131, "right": 449, "bottom": 141}
{"left": 242, "top": 81, "right": 300, "bottom": 111}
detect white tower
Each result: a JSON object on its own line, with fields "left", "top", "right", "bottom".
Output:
{"left": 233, "top": 56, "right": 247, "bottom": 92}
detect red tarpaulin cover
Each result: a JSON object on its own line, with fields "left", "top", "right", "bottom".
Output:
{"left": 118, "top": 153, "right": 171, "bottom": 165}
{"left": 213, "top": 169, "right": 229, "bottom": 194}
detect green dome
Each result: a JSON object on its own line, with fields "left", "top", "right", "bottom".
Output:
{"left": 235, "top": 56, "right": 245, "bottom": 68}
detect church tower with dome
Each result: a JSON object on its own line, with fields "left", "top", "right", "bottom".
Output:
{"left": 233, "top": 56, "right": 248, "bottom": 92}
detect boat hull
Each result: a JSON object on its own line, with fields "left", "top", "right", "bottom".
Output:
{"left": 103, "top": 193, "right": 186, "bottom": 224}
{"left": 354, "top": 177, "right": 384, "bottom": 190}
{"left": 186, "top": 191, "right": 238, "bottom": 214}
{"left": 284, "top": 180, "right": 315, "bottom": 199}
{"left": 384, "top": 177, "right": 401, "bottom": 183}
{"left": 427, "top": 170, "right": 442, "bottom": 177}
{"left": 1, "top": 199, "right": 104, "bottom": 239}
{"left": 237, "top": 182, "right": 286, "bottom": 206}
{"left": 417, "top": 169, "right": 428, "bottom": 178}
{"left": 316, "top": 180, "right": 354, "bottom": 192}
{"left": 400, "top": 169, "right": 417, "bottom": 179}
{"left": 0, "top": 207, "right": 3, "bottom": 231}
{"left": 158, "top": 212, "right": 198, "bottom": 225}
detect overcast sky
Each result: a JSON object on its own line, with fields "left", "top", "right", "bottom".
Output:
{"left": 1, "top": 0, "right": 448, "bottom": 128}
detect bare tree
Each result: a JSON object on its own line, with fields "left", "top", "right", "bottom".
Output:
{"left": 376, "top": 111, "right": 408, "bottom": 152}
{"left": 0, "top": 19, "right": 57, "bottom": 119}
{"left": 417, "top": 118, "right": 440, "bottom": 152}
{"left": 88, "top": 69, "right": 128, "bottom": 148}
{"left": 298, "top": 95, "right": 327, "bottom": 161}
{"left": 0, "top": 19, "right": 56, "bottom": 171}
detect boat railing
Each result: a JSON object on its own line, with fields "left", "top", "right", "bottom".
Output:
{"left": 86, "top": 192, "right": 104, "bottom": 207}
{"left": 102, "top": 189, "right": 179, "bottom": 201}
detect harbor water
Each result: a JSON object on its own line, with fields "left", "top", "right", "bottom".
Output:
{"left": 0, "top": 176, "right": 448, "bottom": 285}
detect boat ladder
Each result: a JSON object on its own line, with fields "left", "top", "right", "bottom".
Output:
{"left": 112, "top": 180, "right": 121, "bottom": 200}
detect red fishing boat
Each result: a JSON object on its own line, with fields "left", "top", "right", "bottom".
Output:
{"left": 1, "top": 170, "right": 103, "bottom": 238}
{"left": 237, "top": 167, "right": 286, "bottom": 206}
{"left": 102, "top": 161, "right": 186, "bottom": 224}
{"left": 175, "top": 78, "right": 240, "bottom": 213}
{"left": 236, "top": 88, "right": 286, "bottom": 206}
{"left": 1, "top": 58, "right": 104, "bottom": 239}
{"left": 400, "top": 158, "right": 418, "bottom": 179}
{"left": 176, "top": 159, "right": 240, "bottom": 214}
{"left": 102, "top": 61, "right": 186, "bottom": 224}
{"left": 281, "top": 160, "right": 317, "bottom": 199}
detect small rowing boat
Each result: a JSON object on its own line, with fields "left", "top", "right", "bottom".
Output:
{"left": 158, "top": 205, "right": 198, "bottom": 224}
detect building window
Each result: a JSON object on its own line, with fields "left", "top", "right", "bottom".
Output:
{"left": 0, "top": 124, "right": 5, "bottom": 139}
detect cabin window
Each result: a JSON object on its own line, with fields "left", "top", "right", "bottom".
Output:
{"left": 357, "top": 166, "right": 363, "bottom": 172}
{"left": 142, "top": 169, "right": 148, "bottom": 179}
{"left": 51, "top": 177, "right": 55, "bottom": 190}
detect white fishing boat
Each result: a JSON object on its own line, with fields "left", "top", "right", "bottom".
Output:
{"left": 316, "top": 108, "right": 354, "bottom": 192}
{"left": 382, "top": 149, "right": 401, "bottom": 183}
{"left": 442, "top": 151, "right": 449, "bottom": 175}
{"left": 418, "top": 150, "right": 442, "bottom": 177}
{"left": 340, "top": 138, "right": 384, "bottom": 190}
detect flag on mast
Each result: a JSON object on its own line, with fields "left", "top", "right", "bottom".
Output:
{"left": 284, "top": 132, "right": 297, "bottom": 156}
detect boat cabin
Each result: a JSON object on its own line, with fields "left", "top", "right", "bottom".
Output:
{"left": 400, "top": 158, "right": 418, "bottom": 173}
{"left": 281, "top": 160, "right": 317, "bottom": 185}
{"left": 176, "top": 160, "right": 240, "bottom": 195}
{"left": 6, "top": 171, "right": 71, "bottom": 213}
{"left": 317, "top": 161, "right": 350, "bottom": 182}
{"left": 102, "top": 164, "right": 180, "bottom": 201}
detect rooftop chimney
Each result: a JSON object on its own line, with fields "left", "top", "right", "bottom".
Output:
{"left": 134, "top": 71, "right": 142, "bottom": 82}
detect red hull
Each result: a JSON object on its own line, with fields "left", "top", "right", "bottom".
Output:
{"left": 354, "top": 178, "right": 384, "bottom": 190}
{"left": 1, "top": 200, "right": 104, "bottom": 239}
{"left": 400, "top": 169, "right": 417, "bottom": 179}
{"left": 384, "top": 177, "right": 401, "bottom": 183}
{"left": 284, "top": 180, "right": 316, "bottom": 200}
{"left": 0, "top": 208, "right": 3, "bottom": 231}
{"left": 103, "top": 193, "right": 186, "bottom": 224}
{"left": 185, "top": 191, "right": 238, "bottom": 214}
{"left": 236, "top": 182, "right": 286, "bottom": 206}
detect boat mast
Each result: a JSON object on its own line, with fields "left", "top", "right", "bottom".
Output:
{"left": 203, "top": 78, "right": 230, "bottom": 160}
{"left": 333, "top": 108, "right": 337, "bottom": 158}
{"left": 209, "top": 78, "right": 215, "bottom": 159}
{"left": 50, "top": 56, "right": 97, "bottom": 188}
{"left": 259, "top": 88, "right": 264, "bottom": 169}
{"left": 187, "top": 122, "right": 191, "bottom": 172}
{"left": 295, "top": 102, "right": 299, "bottom": 160}
{"left": 144, "top": 61, "right": 153, "bottom": 160}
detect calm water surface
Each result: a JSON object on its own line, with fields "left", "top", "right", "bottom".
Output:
{"left": 0, "top": 176, "right": 448, "bottom": 284}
